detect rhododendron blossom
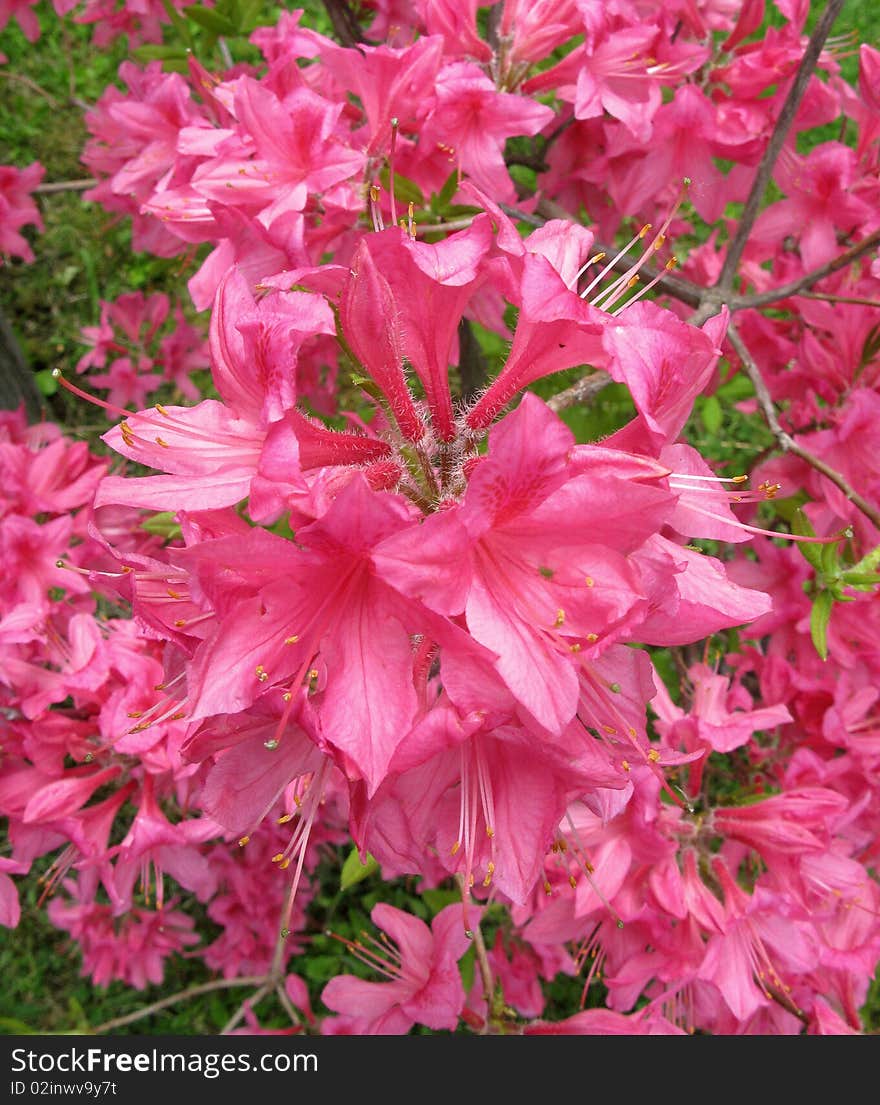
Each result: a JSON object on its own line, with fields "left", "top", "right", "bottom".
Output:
{"left": 2, "top": 0, "right": 880, "bottom": 1041}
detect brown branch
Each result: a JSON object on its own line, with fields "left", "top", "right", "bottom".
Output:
{"left": 547, "top": 370, "right": 611, "bottom": 413}
{"left": 731, "top": 227, "right": 880, "bottom": 310}
{"left": 716, "top": 0, "right": 846, "bottom": 291}
{"left": 221, "top": 983, "right": 270, "bottom": 1034}
{"left": 35, "top": 178, "right": 96, "bottom": 195}
{"left": 322, "top": 0, "right": 365, "bottom": 46}
{"left": 92, "top": 975, "right": 266, "bottom": 1034}
{"left": 727, "top": 325, "right": 880, "bottom": 530}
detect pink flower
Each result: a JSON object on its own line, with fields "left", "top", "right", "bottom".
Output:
{"left": 0, "top": 162, "right": 44, "bottom": 263}
{"left": 322, "top": 903, "right": 474, "bottom": 1033}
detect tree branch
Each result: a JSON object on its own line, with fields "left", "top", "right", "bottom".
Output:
{"left": 322, "top": 0, "right": 365, "bottom": 46}
{"left": 727, "top": 325, "right": 880, "bottom": 530}
{"left": 716, "top": 0, "right": 846, "bottom": 291}
{"left": 546, "top": 370, "right": 611, "bottom": 413}
{"left": 35, "top": 178, "right": 96, "bottom": 195}
{"left": 731, "top": 227, "right": 880, "bottom": 310}
{"left": 92, "top": 975, "right": 266, "bottom": 1034}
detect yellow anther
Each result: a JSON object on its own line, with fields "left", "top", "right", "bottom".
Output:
{"left": 586, "top": 633, "right": 598, "bottom": 642}
{"left": 638, "top": 223, "right": 652, "bottom": 238}
{"left": 554, "top": 608, "right": 565, "bottom": 627}
{"left": 173, "top": 619, "right": 187, "bottom": 627}
{"left": 621, "top": 759, "right": 631, "bottom": 772}
{"left": 628, "top": 726, "right": 637, "bottom": 738}
{"left": 155, "top": 437, "right": 169, "bottom": 448}
{"left": 272, "top": 853, "right": 284, "bottom": 863}
{"left": 169, "top": 712, "right": 186, "bottom": 721}
{"left": 543, "top": 880, "right": 552, "bottom": 895}
{"left": 282, "top": 692, "right": 292, "bottom": 702}
{"left": 584, "top": 575, "right": 594, "bottom": 587}
{"left": 370, "top": 184, "right": 380, "bottom": 202}
{"left": 279, "top": 858, "right": 291, "bottom": 870}
{"left": 732, "top": 474, "right": 748, "bottom": 483}
{"left": 255, "top": 664, "right": 269, "bottom": 682}
{"left": 127, "top": 711, "right": 142, "bottom": 719}
{"left": 665, "top": 256, "right": 678, "bottom": 270}
{"left": 308, "top": 668, "right": 319, "bottom": 680}
{"left": 569, "top": 643, "right": 582, "bottom": 653}
{"left": 568, "top": 875, "right": 577, "bottom": 889}
{"left": 167, "top": 588, "right": 182, "bottom": 599}
{"left": 647, "top": 748, "right": 661, "bottom": 762}
{"left": 602, "top": 725, "right": 617, "bottom": 735}
{"left": 277, "top": 813, "right": 293, "bottom": 824}
{"left": 450, "top": 841, "right": 461, "bottom": 855}
{"left": 155, "top": 404, "right": 170, "bottom": 416}
{"left": 238, "top": 836, "right": 250, "bottom": 847}
{"left": 652, "top": 234, "right": 666, "bottom": 251}
{"left": 485, "top": 826, "right": 494, "bottom": 838}
{"left": 284, "top": 635, "right": 300, "bottom": 645}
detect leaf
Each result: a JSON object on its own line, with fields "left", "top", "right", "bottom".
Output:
{"left": 458, "top": 943, "right": 476, "bottom": 995}
{"left": 432, "top": 170, "right": 460, "bottom": 215}
{"left": 184, "top": 5, "right": 238, "bottom": 35}
{"left": 421, "top": 888, "right": 459, "bottom": 914}
{"left": 810, "top": 589, "right": 834, "bottom": 661}
{"left": 700, "top": 394, "right": 723, "bottom": 435}
{"left": 340, "top": 848, "right": 378, "bottom": 890}
{"left": 791, "top": 509, "right": 823, "bottom": 572}
{"left": 378, "top": 168, "right": 425, "bottom": 209}
{"left": 850, "top": 543, "right": 880, "bottom": 576}
{"left": 161, "top": 0, "right": 194, "bottom": 46}
{"left": 141, "top": 511, "right": 182, "bottom": 540}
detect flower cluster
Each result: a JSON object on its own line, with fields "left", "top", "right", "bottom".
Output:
{"left": 2, "top": 0, "right": 880, "bottom": 1036}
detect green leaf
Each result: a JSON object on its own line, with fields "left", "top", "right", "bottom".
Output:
{"left": 850, "top": 543, "right": 880, "bottom": 576}
{"left": 458, "top": 943, "right": 476, "bottom": 995}
{"left": 161, "top": 0, "right": 194, "bottom": 46}
{"left": 700, "top": 394, "right": 723, "bottom": 435}
{"left": 133, "top": 44, "right": 190, "bottom": 63}
{"left": 340, "top": 848, "right": 378, "bottom": 890}
{"left": 141, "top": 511, "right": 182, "bottom": 540}
{"left": 421, "top": 888, "right": 459, "bottom": 914}
{"left": 791, "top": 509, "right": 823, "bottom": 572}
{"left": 810, "top": 589, "right": 834, "bottom": 661}
{"left": 378, "top": 167, "right": 425, "bottom": 209}
{"left": 432, "top": 170, "right": 460, "bottom": 214}
{"left": 184, "top": 6, "right": 238, "bottom": 35}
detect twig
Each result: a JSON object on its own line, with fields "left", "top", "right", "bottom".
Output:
{"left": 716, "top": 0, "right": 846, "bottom": 291}
{"left": 322, "top": 0, "right": 365, "bottom": 46}
{"left": 546, "top": 370, "right": 611, "bottom": 413}
{"left": 35, "top": 179, "right": 97, "bottom": 196}
{"left": 0, "top": 71, "right": 60, "bottom": 109}
{"left": 794, "top": 292, "right": 880, "bottom": 308}
{"left": 221, "top": 984, "right": 270, "bottom": 1034}
{"left": 727, "top": 325, "right": 880, "bottom": 530}
{"left": 274, "top": 983, "right": 302, "bottom": 1029}
{"left": 455, "top": 873, "right": 494, "bottom": 1020}
{"left": 92, "top": 975, "right": 266, "bottom": 1034}
{"left": 731, "top": 227, "right": 880, "bottom": 310}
